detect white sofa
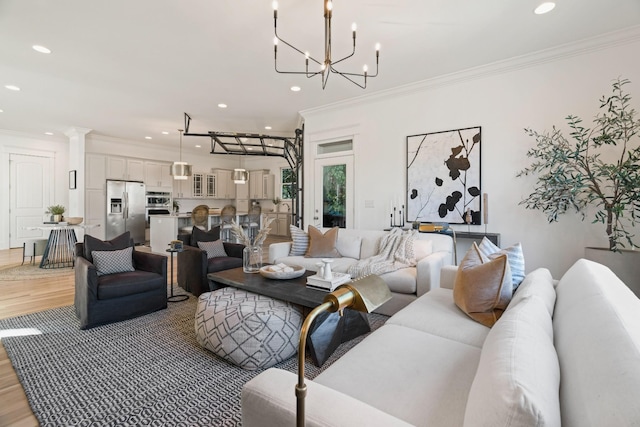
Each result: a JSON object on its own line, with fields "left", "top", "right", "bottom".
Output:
{"left": 242, "top": 259, "right": 640, "bottom": 426}
{"left": 269, "top": 228, "right": 454, "bottom": 316}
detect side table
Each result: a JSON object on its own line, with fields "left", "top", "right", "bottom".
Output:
{"left": 166, "top": 248, "right": 189, "bottom": 302}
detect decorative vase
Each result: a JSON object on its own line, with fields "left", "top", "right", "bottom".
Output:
{"left": 243, "top": 245, "right": 263, "bottom": 273}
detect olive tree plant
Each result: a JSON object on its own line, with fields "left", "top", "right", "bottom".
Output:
{"left": 517, "top": 78, "right": 640, "bottom": 251}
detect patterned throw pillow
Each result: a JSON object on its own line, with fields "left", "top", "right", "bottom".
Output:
{"left": 198, "top": 239, "right": 228, "bottom": 259}
{"left": 478, "top": 237, "right": 525, "bottom": 291}
{"left": 289, "top": 225, "right": 309, "bottom": 256}
{"left": 91, "top": 246, "right": 135, "bottom": 276}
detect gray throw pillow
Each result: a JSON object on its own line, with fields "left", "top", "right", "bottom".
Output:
{"left": 198, "top": 239, "right": 228, "bottom": 259}
{"left": 192, "top": 226, "right": 221, "bottom": 247}
{"left": 91, "top": 246, "right": 135, "bottom": 276}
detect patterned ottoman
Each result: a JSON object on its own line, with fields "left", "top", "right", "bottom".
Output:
{"left": 195, "top": 288, "right": 303, "bottom": 370}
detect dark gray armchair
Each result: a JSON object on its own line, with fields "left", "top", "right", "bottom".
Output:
{"left": 74, "top": 237, "right": 167, "bottom": 330}
{"left": 177, "top": 225, "right": 244, "bottom": 297}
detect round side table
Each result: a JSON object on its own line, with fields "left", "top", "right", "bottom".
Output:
{"left": 166, "top": 248, "right": 189, "bottom": 302}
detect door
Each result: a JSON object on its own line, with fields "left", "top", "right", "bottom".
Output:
{"left": 314, "top": 156, "right": 354, "bottom": 229}
{"left": 9, "top": 154, "right": 53, "bottom": 248}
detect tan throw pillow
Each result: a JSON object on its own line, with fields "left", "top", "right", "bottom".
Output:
{"left": 305, "top": 226, "right": 340, "bottom": 258}
{"left": 454, "top": 242, "right": 513, "bottom": 327}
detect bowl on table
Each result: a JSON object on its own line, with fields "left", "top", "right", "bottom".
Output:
{"left": 259, "top": 264, "right": 305, "bottom": 280}
{"left": 65, "top": 217, "right": 83, "bottom": 225}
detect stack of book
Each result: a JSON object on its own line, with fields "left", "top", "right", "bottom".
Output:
{"left": 306, "top": 272, "right": 352, "bottom": 292}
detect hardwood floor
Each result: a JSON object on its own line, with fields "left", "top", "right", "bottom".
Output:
{"left": 0, "top": 236, "right": 290, "bottom": 426}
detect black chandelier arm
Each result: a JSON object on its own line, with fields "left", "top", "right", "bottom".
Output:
{"left": 184, "top": 113, "right": 192, "bottom": 134}
{"left": 328, "top": 34, "right": 357, "bottom": 67}
{"left": 333, "top": 71, "right": 366, "bottom": 89}
{"left": 274, "top": 30, "right": 323, "bottom": 66}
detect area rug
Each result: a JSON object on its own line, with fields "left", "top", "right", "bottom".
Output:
{"left": 0, "top": 296, "right": 387, "bottom": 426}
{"left": 0, "top": 263, "right": 72, "bottom": 281}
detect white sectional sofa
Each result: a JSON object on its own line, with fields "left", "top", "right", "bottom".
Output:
{"left": 269, "top": 228, "right": 454, "bottom": 316}
{"left": 242, "top": 259, "right": 640, "bottom": 426}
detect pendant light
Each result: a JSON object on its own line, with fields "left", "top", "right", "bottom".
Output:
{"left": 170, "top": 129, "right": 192, "bottom": 180}
{"left": 233, "top": 168, "right": 248, "bottom": 184}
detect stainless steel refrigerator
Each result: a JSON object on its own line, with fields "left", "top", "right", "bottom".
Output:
{"left": 106, "top": 180, "right": 146, "bottom": 244}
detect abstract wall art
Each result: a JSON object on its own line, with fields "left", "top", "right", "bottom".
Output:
{"left": 406, "top": 126, "right": 482, "bottom": 224}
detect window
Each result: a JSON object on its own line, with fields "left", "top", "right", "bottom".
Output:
{"left": 281, "top": 168, "right": 295, "bottom": 200}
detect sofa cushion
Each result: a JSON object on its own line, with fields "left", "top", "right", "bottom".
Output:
{"left": 336, "top": 232, "right": 362, "bottom": 259}
{"left": 315, "top": 324, "right": 482, "bottom": 427}
{"left": 464, "top": 296, "right": 561, "bottom": 427}
{"left": 289, "top": 224, "right": 309, "bottom": 256}
{"left": 478, "top": 237, "right": 525, "bottom": 291}
{"left": 305, "top": 226, "right": 340, "bottom": 258}
{"left": 413, "top": 239, "right": 433, "bottom": 261}
{"left": 388, "top": 288, "right": 490, "bottom": 348}
{"left": 508, "top": 267, "right": 556, "bottom": 316}
{"left": 91, "top": 246, "right": 135, "bottom": 276}
{"left": 553, "top": 259, "right": 640, "bottom": 427}
{"left": 454, "top": 243, "right": 513, "bottom": 327}
{"left": 206, "top": 256, "right": 243, "bottom": 273}
{"left": 198, "top": 239, "right": 228, "bottom": 259}
{"left": 377, "top": 268, "right": 417, "bottom": 294}
{"left": 83, "top": 231, "right": 131, "bottom": 264}
{"left": 192, "top": 225, "right": 221, "bottom": 247}
{"left": 97, "top": 270, "right": 164, "bottom": 299}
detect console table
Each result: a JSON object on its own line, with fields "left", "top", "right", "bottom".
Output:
{"left": 24, "top": 224, "right": 99, "bottom": 269}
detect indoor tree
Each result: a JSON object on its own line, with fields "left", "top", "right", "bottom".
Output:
{"left": 518, "top": 78, "right": 640, "bottom": 251}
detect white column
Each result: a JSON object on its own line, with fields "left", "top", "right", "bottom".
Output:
{"left": 64, "top": 127, "right": 92, "bottom": 222}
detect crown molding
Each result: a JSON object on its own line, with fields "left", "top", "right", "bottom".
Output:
{"left": 300, "top": 25, "right": 640, "bottom": 117}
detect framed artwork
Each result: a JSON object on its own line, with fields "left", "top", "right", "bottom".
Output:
{"left": 69, "top": 170, "right": 77, "bottom": 190}
{"left": 406, "top": 126, "right": 482, "bottom": 224}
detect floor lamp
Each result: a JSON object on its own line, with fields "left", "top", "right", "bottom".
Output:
{"left": 296, "top": 275, "right": 392, "bottom": 427}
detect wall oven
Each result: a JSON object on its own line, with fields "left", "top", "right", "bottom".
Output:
{"left": 145, "top": 191, "right": 172, "bottom": 226}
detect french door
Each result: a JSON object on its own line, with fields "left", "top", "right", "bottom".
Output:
{"left": 313, "top": 155, "right": 354, "bottom": 229}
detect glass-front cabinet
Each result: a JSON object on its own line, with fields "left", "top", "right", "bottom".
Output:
{"left": 192, "top": 173, "right": 204, "bottom": 197}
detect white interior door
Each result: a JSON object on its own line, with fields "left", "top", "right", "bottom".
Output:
{"left": 314, "top": 155, "right": 354, "bottom": 229}
{"left": 9, "top": 154, "right": 53, "bottom": 248}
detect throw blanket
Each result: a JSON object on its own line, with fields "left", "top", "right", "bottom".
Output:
{"left": 348, "top": 228, "right": 418, "bottom": 278}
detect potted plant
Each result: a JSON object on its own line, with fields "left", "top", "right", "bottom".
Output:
{"left": 272, "top": 197, "right": 281, "bottom": 212}
{"left": 47, "top": 205, "right": 66, "bottom": 222}
{"left": 518, "top": 78, "right": 640, "bottom": 290}
{"left": 172, "top": 199, "right": 180, "bottom": 215}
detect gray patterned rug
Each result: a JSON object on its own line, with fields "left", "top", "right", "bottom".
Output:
{"left": 1, "top": 296, "right": 387, "bottom": 426}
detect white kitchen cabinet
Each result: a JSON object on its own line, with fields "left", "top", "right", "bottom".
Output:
{"left": 86, "top": 154, "right": 106, "bottom": 190}
{"left": 206, "top": 173, "right": 217, "bottom": 197}
{"left": 213, "top": 169, "right": 236, "bottom": 199}
{"left": 236, "top": 177, "right": 249, "bottom": 212}
{"left": 85, "top": 188, "right": 106, "bottom": 239}
{"left": 265, "top": 212, "right": 290, "bottom": 236}
{"left": 173, "top": 176, "right": 191, "bottom": 198}
{"left": 249, "top": 169, "right": 274, "bottom": 200}
{"left": 107, "top": 156, "right": 145, "bottom": 181}
{"left": 192, "top": 172, "right": 204, "bottom": 197}
{"left": 144, "top": 161, "right": 172, "bottom": 189}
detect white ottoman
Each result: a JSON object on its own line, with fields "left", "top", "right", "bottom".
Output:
{"left": 195, "top": 288, "right": 303, "bottom": 370}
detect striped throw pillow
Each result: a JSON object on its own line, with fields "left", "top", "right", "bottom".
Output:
{"left": 289, "top": 225, "right": 309, "bottom": 256}
{"left": 198, "top": 239, "right": 228, "bottom": 259}
{"left": 91, "top": 246, "right": 135, "bottom": 276}
{"left": 478, "top": 237, "right": 525, "bottom": 291}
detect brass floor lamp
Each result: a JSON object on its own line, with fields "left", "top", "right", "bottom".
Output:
{"left": 296, "top": 275, "right": 392, "bottom": 427}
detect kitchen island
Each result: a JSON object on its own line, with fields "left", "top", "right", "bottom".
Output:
{"left": 149, "top": 213, "right": 249, "bottom": 254}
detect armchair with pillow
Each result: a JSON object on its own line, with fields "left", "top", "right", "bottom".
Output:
{"left": 177, "top": 225, "right": 244, "bottom": 296}
{"left": 74, "top": 232, "right": 167, "bottom": 330}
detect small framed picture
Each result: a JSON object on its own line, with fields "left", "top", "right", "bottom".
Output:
{"left": 69, "top": 170, "right": 77, "bottom": 190}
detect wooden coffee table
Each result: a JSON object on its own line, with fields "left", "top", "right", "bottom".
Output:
{"left": 207, "top": 267, "right": 371, "bottom": 366}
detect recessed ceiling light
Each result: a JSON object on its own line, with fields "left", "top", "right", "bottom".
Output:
{"left": 44, "top": 132, "right": 53, "bottom": 135}
{"left": 0, "top": 109, "right": 3, "bottom": 113}
{"left": 195, "top": 144, "right": 202, "bottom": 148}
{"left": 145, "top": 136, "right": 152, "bottom": 140}
{"left": 534, "top": 2, "right": 555, "bottom": 14}
{"left": 218, "top": 103, "right": 228, "bottom": 108}
{"left": 290, "top": 86, "right": 301, "bottom": 92}
{"left": 162, "top": 131, "right": 169, "bottom": 135}
{"left": 265, "top": 126, "right": 272, "bottom": 130}
{"left": 5, "top": 85, "right": 20, "bottom": 91}
{"left": 32, "top": 45, "right": 51, "bottom": 54}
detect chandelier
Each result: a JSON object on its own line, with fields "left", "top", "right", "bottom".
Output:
{"left": 272, "top": 0, "right": 380, "bottom": 89}
{"left": 170, "top": 129, "right": 192, "bottom": 180}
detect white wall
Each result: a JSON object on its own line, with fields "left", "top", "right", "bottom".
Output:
{"left": 300, "top": 28, "right": 640, "bottom": 278}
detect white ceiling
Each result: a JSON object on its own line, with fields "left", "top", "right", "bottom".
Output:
{"left": 1, "top": 0, "right": 639, "bottom": 151}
